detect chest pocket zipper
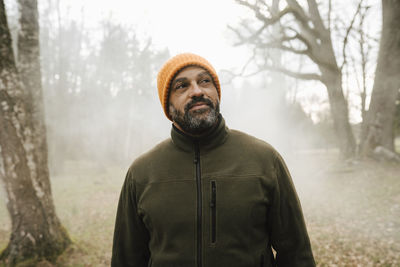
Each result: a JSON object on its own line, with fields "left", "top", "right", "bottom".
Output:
{"left": 210, "top": 180, "right": 217, "bottom": 244}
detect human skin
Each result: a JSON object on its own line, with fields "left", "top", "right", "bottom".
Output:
{"left": 169, "top": 66, "right": 219, "bottom": 134}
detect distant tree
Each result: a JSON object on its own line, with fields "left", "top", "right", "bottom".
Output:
{"left": 38, "top": 8, "right": 169, "bottom": 164}
{"left": 360, "top": 0, "right": 400, "bottom": 156}
{"left": 0, "top": 0, "right": 70, "bottom": 264}
{"left": 354, "top": 5, "right": 374, "bottom": 125}
{"left": 230, "top": 0, "right": 371, "bottom": 158}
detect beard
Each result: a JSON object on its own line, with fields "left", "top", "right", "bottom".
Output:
{"left": 169, "top": 96, "right": 220, "bottom": 135}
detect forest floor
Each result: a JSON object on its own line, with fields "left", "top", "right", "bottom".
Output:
{"left": 0, "top": 150, "right": 399, "bottom": 266}
{"left": 289, "top": 150, "right": 400, "bottom": 266}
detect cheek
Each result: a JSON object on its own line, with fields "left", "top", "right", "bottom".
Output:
{"left": 168, "top": 104, "right": 174, "bottom": 115}
{"left": 169, "top": 96, "right": 186, "bottom": 111}
{"left": 207, "top": 87, "right": 219, "bottom": 98}
{"left": 208, "top": 90, "right": 219, "bottom": 106}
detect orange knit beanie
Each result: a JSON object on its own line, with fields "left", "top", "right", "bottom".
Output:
{"left": 157, "top": 53, "right": 221, "bottom": 121}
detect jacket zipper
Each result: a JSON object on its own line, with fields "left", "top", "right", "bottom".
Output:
{"left": 210, "top": 180, "right": 217, "bottom": 244}
{"left": 194, "top": 142, "right": 202, "bottom": 267}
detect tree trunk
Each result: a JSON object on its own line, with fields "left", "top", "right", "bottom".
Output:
{"left": 322, "top": 71, "right": 357, "bottom": 158}
{"left": 0, "top": 0, "right": 71, "bottom": 265}
{"left": 17, "top": 0, "right": 52, "bottom": 209}
{"left": 360, "top": 0, "right": 400, "bottom": 156}
{"left": 318, "top": 26, "right": 357, "bottom": 159}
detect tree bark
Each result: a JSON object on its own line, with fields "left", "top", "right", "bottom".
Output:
{"left": 322, "top": 72, "right": 357, "bottom": 158}
{"left": 317, "top": 20, "right": 357, "bottom": 159}
{"left": 0, "top": 0, "right": 71, "bottom": 265}
{"left": 360, "top": 0, "right": 400, "bottom": 156}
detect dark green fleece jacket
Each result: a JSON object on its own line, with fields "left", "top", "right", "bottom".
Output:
{"left": 111, "top": 116, "right": 315, "bottom": 267}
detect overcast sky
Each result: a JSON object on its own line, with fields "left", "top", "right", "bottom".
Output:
{"left": 41, "top": 0, "right": 253, "bottom": 72}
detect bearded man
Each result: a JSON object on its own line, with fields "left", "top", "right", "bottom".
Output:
{"left": 111, "top": 53, "right": 315, "bottom": 267}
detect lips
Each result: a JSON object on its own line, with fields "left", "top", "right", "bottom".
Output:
{"left": 190, "top": 102, "right": 208, "bottom": 109}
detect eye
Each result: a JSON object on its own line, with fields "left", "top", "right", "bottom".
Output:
{"left": 199, "top": 78, "right": 211, "bottom": 84}
{"left": 174, "top": 82, "right": 188, "bottom": 90}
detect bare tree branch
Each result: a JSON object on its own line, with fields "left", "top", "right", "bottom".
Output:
{"left": 358, "top": 4, "right": 371, "bottom": 123}
{"left": 234, "top": 1, "right": 325, "bottom": 67}
{"left": 221, "top": 45, "right": 321, "bottom": 83}
{"left": 221, "top": 64, "right": 322, "bottom": 82}
{"left": 232, "top": 1, "right": 341, "bottom": 76}
{"left": 255, "top": 39, "right": 309, "bottom": 55}
{"left": 235, "top": 0, "right": 293, "bottom": 27}
{"left": 307, "top": 0, "right": 326, "bottom": 33}
{"left": 328, "top": 0, "right": 332, "bottom": 31}
{"left": 281, "top": 27, "right": 337, "bottom": 69}
{"left": 219, "top": 49, "right": 258, "bottom": 84}
{"left": 228, "top": 22, "right": 269, "bottom": 46}
{"left": 280, "top": 44, "right": 309, "bottom": 55}
{"left": 286, "top": 0, "right": 320, "bottom": 38}
{"left": 232, "top": 0, "right": 357, "bottom": 156}
{"left": 285, "top": 26, "right": 318, "bottom": 49}
{"left": 340, "top": 0, "right": 364, "bottom": 71}
{"left": 228, "top": 24, "right": 248, "bottom": 46}
{"left": 263, "top": 64, "right": 322, "bottom": 81}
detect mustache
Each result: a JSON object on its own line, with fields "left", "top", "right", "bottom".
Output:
{"left": 184, "top": 96, "right": 214, "bottom": 112}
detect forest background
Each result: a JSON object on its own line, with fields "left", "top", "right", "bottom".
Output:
{"left": 0, "top": 0, "right": 399, "bottom": 266}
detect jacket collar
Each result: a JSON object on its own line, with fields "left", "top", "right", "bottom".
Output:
{"left": 170, "top": 115, "right": 229, "bottom": 152}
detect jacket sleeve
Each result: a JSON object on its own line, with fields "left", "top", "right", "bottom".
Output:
{"left": 111, "top": 169, "right": 150, "bottom": 267}
{"left": 268, "top": 152, "right": 315, "bottom": 267}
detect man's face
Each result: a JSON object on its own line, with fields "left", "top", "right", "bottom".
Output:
{"left": 169, "top": 66, "right": 220, "bottom": 135}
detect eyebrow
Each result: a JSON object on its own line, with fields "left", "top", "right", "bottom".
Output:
{"left": 171, "top": 77, "right": 188, "bottom": 89}
{"left": 171, "top": 71, "right": 212, "bottom": 89}
{"left": 197, "top": 71, "right": 211, "bottom": 78}
{"left": 171, "top": 70, "right": 211, "bottom": 87}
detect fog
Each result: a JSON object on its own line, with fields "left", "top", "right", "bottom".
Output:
{"left": 1, "top": 0, "right": 380, "bottom": 165}
{"left": 3, "top": 0, "right": 334, "bottom": 168}
{"left": 1, "top": 0, "right": 399, "bottom": 265}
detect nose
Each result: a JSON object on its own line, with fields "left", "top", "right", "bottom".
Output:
{"left": 188, "top": 81, "right": 204, "bottom": 97}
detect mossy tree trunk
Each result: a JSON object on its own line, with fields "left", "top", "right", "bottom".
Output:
{"left": 0, "top": 0, "right": 71, "bottom": 265}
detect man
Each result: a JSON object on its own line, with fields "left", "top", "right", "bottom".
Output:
{"left": 111, "top": 53, "right": 315, "bottom": 267}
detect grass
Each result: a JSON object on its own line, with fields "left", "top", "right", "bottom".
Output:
{"left": 0, "top": 152, "right": 399, "bottom": 266}
{"left": 0, "top": 161, "right": 125, "bottom": 267}
{"left": 52, "top": 162, "right": 126, "bottom": 266}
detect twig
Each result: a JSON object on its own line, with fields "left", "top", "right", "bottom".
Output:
{"left": 340, "top": 0, "right": 364, "bottom": 71}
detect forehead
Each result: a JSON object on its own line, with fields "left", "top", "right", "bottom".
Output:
{"left": 173, "top": 66, "right": 210, "bottom": 81}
